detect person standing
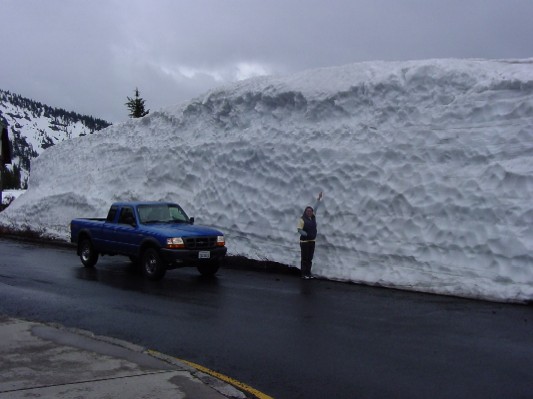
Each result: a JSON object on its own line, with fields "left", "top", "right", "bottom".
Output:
{"left": 297, "top": 191, "right": 323, "bottom": 279}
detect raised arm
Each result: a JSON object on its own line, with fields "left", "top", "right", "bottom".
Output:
{"left": 313, "top": 191, "right": 323, "bottom": 214}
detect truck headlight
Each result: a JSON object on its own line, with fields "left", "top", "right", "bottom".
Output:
{"left": 166, "top": 237, "right": 185, "bottom": 249}
{"left": 216, "top": 236, "right": 225, "bottom": 247}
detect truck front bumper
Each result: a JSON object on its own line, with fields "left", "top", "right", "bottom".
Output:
{"left": 159, "top": 246, "right": 227, "bottom": 266}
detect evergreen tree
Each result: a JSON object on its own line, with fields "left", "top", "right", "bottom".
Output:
{"left": 125, "top": 88, "right": 150, "bottom": 118}
{"left": 2, "top": 164, "right": 21, "bottom": 189}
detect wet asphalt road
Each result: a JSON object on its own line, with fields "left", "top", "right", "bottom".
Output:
{"left": 0, "top": 237, "right": 532, "bottom": 399}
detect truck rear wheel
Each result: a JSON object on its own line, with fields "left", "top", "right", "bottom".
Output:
{"left": 197, "top": 260, "right": 220, "bottom": 277}
{"left": 79, "top": 238, "right": 98, "bottom": 268}
{"left": 142, "top": 248, "right": 166, "bottom": 281}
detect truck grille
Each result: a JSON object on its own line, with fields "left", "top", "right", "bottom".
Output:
{"left": 183, "top": 236, "right": 217, "bottom": 249}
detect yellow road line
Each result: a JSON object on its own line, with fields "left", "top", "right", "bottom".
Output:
{"left": 180, "top": 358, "right": 274, "bottom": 399}
{"left": 146, "top": 350, "right": 274, "bottom": 399}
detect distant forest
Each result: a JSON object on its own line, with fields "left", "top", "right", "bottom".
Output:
{"left": 0, "top": 89, "right": 111, "bottom": 132}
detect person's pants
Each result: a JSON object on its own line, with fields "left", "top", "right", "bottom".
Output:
{"left": 300, "top": 241, "right": 315, "bottom": 277}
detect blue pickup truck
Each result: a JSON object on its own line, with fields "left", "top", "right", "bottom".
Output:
{"left": 70, "top": 201, "right": 227, "bottom": 280}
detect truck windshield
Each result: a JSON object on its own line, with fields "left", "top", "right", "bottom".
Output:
{"left": 137, "top": 204, "right": 189, "bottom": 224}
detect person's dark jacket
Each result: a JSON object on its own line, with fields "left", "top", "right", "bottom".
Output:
{"left": 297, "top": 199, "right": 321, "bottom": 242}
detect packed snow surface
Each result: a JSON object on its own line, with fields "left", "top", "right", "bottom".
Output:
{"left": 2, "top": 58, "right": 533, "bottom": 303}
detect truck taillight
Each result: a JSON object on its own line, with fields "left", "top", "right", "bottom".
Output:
{"left": 216, "top": 236, "right": 225, "bottom": 247}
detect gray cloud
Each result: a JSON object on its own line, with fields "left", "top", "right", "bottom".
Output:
{"left": 1, "top": 0, "right": 532, "bottom": 123}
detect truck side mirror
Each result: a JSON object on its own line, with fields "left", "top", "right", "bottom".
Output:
{"left": 189, "top": 217, "right": 195, "bottom": 225}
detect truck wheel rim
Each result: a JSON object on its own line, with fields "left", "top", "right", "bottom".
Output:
{"left": 81, "top": 245, "right": 90, "bottom": 261}
{"left": 145, "top": 254, "right": 157, "bottom": 274}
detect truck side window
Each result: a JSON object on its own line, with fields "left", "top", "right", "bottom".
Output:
{"left": 106, "top": 206, "right": 118, "bottom": 222}
{"left": 118, "top": 207, "right": 135, "bottom": 225}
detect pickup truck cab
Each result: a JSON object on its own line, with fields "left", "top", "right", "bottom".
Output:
{"left": 70, "top": 202, "right": 227, "bottom": 280}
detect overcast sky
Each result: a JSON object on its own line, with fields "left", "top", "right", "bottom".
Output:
{"left": 1, "top": 0, "right": 532, "bottom": 123}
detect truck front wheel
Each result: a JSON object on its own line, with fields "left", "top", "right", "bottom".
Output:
{"left": 142, "top": 248, "right": 167, "bottom": 281}
{"left": 79, "top": 238, "right": 98, "bottom": 268}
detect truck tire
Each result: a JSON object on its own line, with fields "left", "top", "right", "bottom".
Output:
{"left": 142, "top": 248, "right": 167, "bottom": 281}
{"left": 197, "top": 260, "right": 220, "bottom": 277}
{"left": 79, "top": 238, "right": 98, "bottom": 268}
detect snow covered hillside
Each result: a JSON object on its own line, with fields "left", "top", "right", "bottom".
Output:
{"left": 1, "top": 58, "right": 532, "bottom": 303}
{"left": 0, "top": 89, "right": 110, "bottom": 185}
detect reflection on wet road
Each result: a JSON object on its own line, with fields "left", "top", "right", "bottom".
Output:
{"left": 1, "top": 238, "right": 532, "bottom": 399}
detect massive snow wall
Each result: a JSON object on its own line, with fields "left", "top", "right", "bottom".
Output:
{"left": 1, "top": 58, "right": 533, "bottom": 302}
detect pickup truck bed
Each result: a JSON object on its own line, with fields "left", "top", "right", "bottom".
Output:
{"left": 71, "top": 202, "right": 227, "bottom": 280}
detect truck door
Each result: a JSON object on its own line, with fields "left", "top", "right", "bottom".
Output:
{"left": 114, "top": 206, "right": 143, "bottom": 255}
{"left": 93, "top": 205, "right": 119, "bottom": 252}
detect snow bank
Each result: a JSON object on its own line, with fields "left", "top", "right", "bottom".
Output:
{"left": 1, "top": 58, "right": 533, "bottom": 303}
